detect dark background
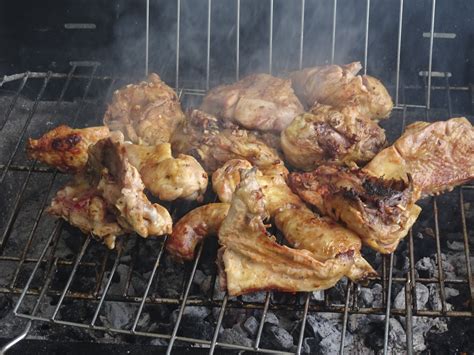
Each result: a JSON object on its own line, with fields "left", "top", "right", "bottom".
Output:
{"left": 1, "top": 0, "right": 473, "bottom": 89}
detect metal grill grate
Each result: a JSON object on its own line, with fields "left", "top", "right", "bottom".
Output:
{"left": 1, "top": 0, "right": 474, "bottom": 354}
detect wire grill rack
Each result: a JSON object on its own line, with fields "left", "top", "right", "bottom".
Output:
{"left": 1, "top": 0, "right": 474, "bottom": 354}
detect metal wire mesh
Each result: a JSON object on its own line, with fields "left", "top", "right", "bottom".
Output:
{"left": 0, "top": 0, "right": 473, "bottom": 353}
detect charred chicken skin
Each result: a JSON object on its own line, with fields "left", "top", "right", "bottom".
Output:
{"left": 290, "top": 62, "right": 393, "bottom": 121}
{"left": 364, "top": 117, "right": 474, "bottom": 198}
{"left": 104, "top": 73, "right": 185, "bottom": 145}
{"left": 212, "top": 159, "right": 376, "bottom": 281}
{"left": 124, "top": 143, "right": 208, "bottom": 201}
{"left": 281, "top": 104, "right": 387, "bottom": 170}
{"left": 88, "top": 134, "right": 172, "bottom": 238}
{"left": 200, "top": 74, "right": 304, "bottom": 131}
{"left": 218, "top": 169, "right": 356, "bottom": 296}
{"left": 171, "top": 109, "right": 284, "bottom": 173}
{"left": 289, "top": 165, "right": 421, "bottom": 254}
{"left": 27, "top": 125, "right": 110, "bottom": 173}
{"left": 47, "top": 175, "right": 125, "bottom": 249}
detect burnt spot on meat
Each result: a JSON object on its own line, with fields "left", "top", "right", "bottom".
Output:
{"left": 51, "top": 134, "right": 82, "bottom": 151}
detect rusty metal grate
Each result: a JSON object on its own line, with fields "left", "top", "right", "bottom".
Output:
{"left": 1, "top": 0, "right": 474, "bottom": 353}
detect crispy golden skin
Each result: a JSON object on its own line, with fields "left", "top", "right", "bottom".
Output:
{"left": 212, "top": 160, "right": 376, "bottom": 281}
{"left": 281, "top": 104, "right": 387, "bottom": 170}
{"left": 218, "top": 169, "right": 355, "bottom": 296}
{"left": 104, "top": 73, "right": 185, "bottom": 145}
{"left": 124, "top": 143, "right": 208, "bottom": 201}
{"left": 290, "top": 62, "right": 393, "bottom": 121}
{"left": 27, "top": 125, "right": 110, "bottom": 173}
{"left": 364, "top": 117, "right": 474, "bottom": 198}
{"left": 171, "top": 109, "right": 284, "bottom": 173}
{"left": 289, "top": 165, "right": 421, "bottom": 254}
{"left": 166, "top": 203, "right": 230, "bottom": 261}
{"left": 47, "top": 175, "right": 125, "bottom": 249}
{"left": 88, "top": 134, "right": 172, "bottom": 238}
{"left": 200, "top": 74, "right": 304, "bottom": 131}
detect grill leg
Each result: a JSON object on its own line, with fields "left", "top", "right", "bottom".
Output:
{"left": 0, "top": 320, "right": 32, "bottom": 354}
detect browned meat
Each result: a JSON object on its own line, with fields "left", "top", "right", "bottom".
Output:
{"left": 289, "top": 165, "right": 421, "bottom": 254}
{"left": 104, "top": 73, "right": 185, "bottom": 145}
{"left": 124, "top": 143, "right": 208, "bottom": 201}
{"left": 171, "top": 109, "right": 284, "bottom": 173}
{"left": 47, "top": 175, "right": 125, "bottom": 249}
{"left": 166, "top": 203, "right": 230, "bottom": 261}
{"left": 88, "top": 134, "right": 173, "bottom": 238}
{"left": 27, "top": 125, "right": 110, "bottom": 173}
{"left": 212, "top": 160, "right": 376, "bottom": 281}
{"left": 364, "top": 117, "right": 474, "bottom": 198}
{"left": 281, "top": 104, "right": 387, "bottom": 170}
{"left": 200, "top": 74, "right": 304, "bottom": 131}
{"left": 218, "top": 169, "right": 355, "bottom": 296}
{"left": 290, "top": 62, "right": 393, "bottom": 121}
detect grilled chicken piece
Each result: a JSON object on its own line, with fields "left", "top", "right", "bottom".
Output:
{"left": 290, "top": 62, "right": 393, "bottom": 121}
{"left": 212, "top": 160, "right": 376, "bottom": 281}
{"left": 218, "top": 169, "right": 354, "bottom": 296}
{"left": 88, "top": 134, "right": 172, "bottom": 238}
{"left": 166, "top": 203, "right": 230, "bottom": 261}
{"left": 47, "top": 175, "right": 125, "bottom": 249}
{"left": 200, "top": 74, "right": 304, "bottom": 131}
{"left": 124, "top": 143, "right": 208, "bottom": 201}
{"left": 364, "top": 117, "right": 474, "bottom": 198}
{"left": 281, "top": 104, "right": 387, "bottom": 170}
{"left": 289, "top": 165, "right": 421, "bottom": 254}
{"left": 273, "top": 207, "right": 376, "bottom": 281}
{"left": 104, "top": 73, "right": 185, "bottom": 145}
{"left": 27, "top": 125, "right": 110, "bottom": 173}
{"left": 171, "top": 109, "right": 284, "bottom": 173}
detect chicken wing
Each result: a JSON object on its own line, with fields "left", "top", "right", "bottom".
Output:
{"left": 171, "top": 109, "right": 283, "bottom": 173}
{"left": 124, "top": 143, "right": 208, "bottom": 201}
{"left": 289, "top": 165, "right": 421, "bottom": 253}
{"left": 290, "top": 62, "right": 393, "bottom": 121}
{"left": 47, "top": 175, "right": 125, "bottom": 249}
{"left": 88, "top": 134, "right": 172, "bottom": 238}
{"left": 281, "top": 104, "right": 387, "bottom": 170}
{"left": 104, "top": 73, "right": 185, "bottom": 145}
{"left": 218, "top": 169, "right": 355, "bottom": 296}
{"left": 364, "top": 117, "right": 474, "bottom": 197}
{"left": 166, "top": 203, "right": 230, "bottom": 261}
{"left": 200, "top": 74, "right": 304, "bottom": 131}
{"left": 212, "top": 160, "right": 376, "bottom": 281}
{"left": 27, "top": 125, "right": 110, "bottom": 173}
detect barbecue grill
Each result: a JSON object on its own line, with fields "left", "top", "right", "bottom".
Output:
{"left": 0, "top": 0, "right": 473, "bottom": 354}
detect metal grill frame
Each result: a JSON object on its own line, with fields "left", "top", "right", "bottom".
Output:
{"left": 0, "top": 0, "right": 473, "bottom": 354}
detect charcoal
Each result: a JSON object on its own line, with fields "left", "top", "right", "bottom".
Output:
{"left": 150, "top": 338, "right": 168, "bottom": 346}
{"left": 302, "top": 337, "right": 319, "bottom": 354}
{"left": 445, "top": 287, "right": 460, "bottom": 299}
{"left": 306, "top": 314, "right": 342, "bottom": 353}
{"left": 242, "top": 291, "right": 266, "bottom": 303}
{"left": 447, "top": 240, "right": 465, "bottom": 251}
{"left": 192, "top": 269, "right": 212, "bottom": 294}
{"left": 412, "top": 316, "right": 448, "bottom": 352}
{"left": 394, "top": 283, "right": 429, "bottom": 310}
{"left": 243, "top": 316, "right": 259, "bottom": 337}
{"left": 178, "top": 317, "right": 214, "bottom": 341}
{"left": 264, "top": 312, "right": 279, "bottom": 325}
{"left": 371, "top": 283, "right": 383, "bottom": 308}
{"left": 170, "top": 306, "right": 211, "bottom": 324}
{"left": 260, "top": 324, "right": 294, "bottom": 351}
{"left": 347, "top": 314, "right": 371, "bottom": 334}
{"left": 311, "top": 291, "right": 324, "bottom": 301}
{"left": 219, "top": 328, "right": 253, "bottom": 347}
{"left": 446, "top": 252, "right": 474, "bottom": 278}
{"left": 427, "top": 284, "right": 453, "bottom": 311}
{"left": 359, "top": 287, "right": 374, "bottom": 306}
{"left": 101, "top": 302, "right": 136, "bottom": 329}
{"left": 106, "top": 264, "right": 132, "bottom": 295}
